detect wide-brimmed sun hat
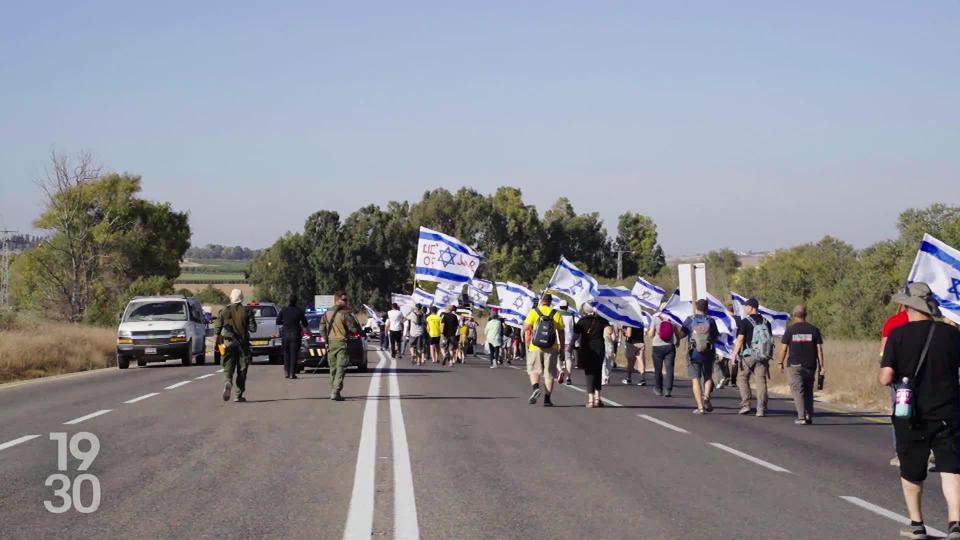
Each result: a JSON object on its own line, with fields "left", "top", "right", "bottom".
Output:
{"left": 892, "top": 282, "right": 942, "bottom": 317}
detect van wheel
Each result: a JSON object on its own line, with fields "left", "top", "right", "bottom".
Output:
{"left": 195, "top": 346, "right": 206, "bottom": 365}
{"left": 182, "top": 344, "right": 193, "bottom": 366}
{"left": 118, "top": 355, "right": 130, "bottom": 370}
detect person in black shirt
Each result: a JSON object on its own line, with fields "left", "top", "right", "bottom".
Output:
{"left": 276, "top": 294, "right": 308, "bottom": 379}
{"left": 879, "top": 282, "right": 960, "bottom": 540}
{"left": 732, "top": 298, "right": 774, "bottom": 416}
{"left": 573, "top": 303, "right": 612, "bottom": 408}
{"left": 777, "top": 305, "right": 824, "bottom": 425}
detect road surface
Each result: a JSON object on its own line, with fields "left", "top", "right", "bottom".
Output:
{"left": 0, "top": 347, "right": 945, "bottom": 539}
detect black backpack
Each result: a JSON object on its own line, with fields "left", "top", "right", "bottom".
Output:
{"left": 531, "top": 308, "right": 558, "bottom": 349}
{"left": 414, "top": 311, "right": 424, "bottom": 326}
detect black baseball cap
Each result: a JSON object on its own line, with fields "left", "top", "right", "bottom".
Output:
{"left": 745, "top": 298, "right": 760, "bottom": 309}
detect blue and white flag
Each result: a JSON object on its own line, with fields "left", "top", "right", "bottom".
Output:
{"left": 546, "top": 256, "right": 598, "bottom": 309}
{"left": 631, "top": 277, "right": 666, "bottom": 311}
{"left": 660, "top": 290, "right": 736, "bottom": 356}
{"left": 433, "top": 283, "right": 462, "bottom": 309}
{"left": 412, "top": 287, "right": 435, "bottom": 307}
{"left": 590, "top": 285, "right": 652, "bottom": 329}
{"left": 391, "top": 293, "right": 416, "bottom": 315}
{"left": 495, "top": 281, "right": 537, "bottom": 320}
{"left": 909, "top": 234, "right": 960, "bottom": 325}
{"left": 731, "top": 292, "right": 789, "bottom": 336}
{"left": 415, "top": 226, "right": 482, "bottom": 285}
{"left": 362, "top": 304, "right": 382, "bottom": 324}
{"left": 496, "top": 306, "right": 526, "bottom": 329}
{"left": 467, "top": 278, "right": 494, "bottom": 308}
{"left": 661, "top": 290, "right": 691, "bottom": 327}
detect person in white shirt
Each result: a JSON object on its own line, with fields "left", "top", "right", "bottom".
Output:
{"left": 386, "top": 304, "right": 405, "bottom": 359}
{"left": 557, "top": 301, "right": 576, "bottom": 386}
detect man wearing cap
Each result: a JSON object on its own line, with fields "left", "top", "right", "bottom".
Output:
{"left": 879, "top": 282, "right": 960, "bottom": 540}
{"left": 215, "top": 289, "right": 257, "bottom": 402}
{"left": 732, "top": 297, "right": 774, "bottom": 416}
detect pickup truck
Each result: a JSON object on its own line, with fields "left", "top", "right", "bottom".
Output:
{"left": 247, "top": 301, "right": 282, "bottom": 364}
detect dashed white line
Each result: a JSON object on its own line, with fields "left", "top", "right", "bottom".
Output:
{"left": 195, "top": 373, "right": 217, "bottom": 380}
{"left": 0, "top": 435, "right": 40, "bottom": 452}
{"left": 639, "top": 414, "right": 690, "bottom": 434}
{"left": 709, "top": 443, "right": 791, "bottom": 473}
{"left": 840, "top": 496, "right": 945, "bottom": 537}
{"left": 164, "top": 380, "right": 191, "bottom": 390}
{"left": 64, "top": 409, "right": 112, "bottom": 425}
{"left": 388, "top": 357, "right": 420, "bottom": 539}
{"left": 124, "top": 392, "right": 159, "bottom": 404}
{"left": 343, "top": 353, "right": 389, "bottom": 540}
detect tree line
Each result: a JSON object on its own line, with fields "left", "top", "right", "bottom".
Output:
{"left": 184, "top": 244, "right": 260, "bottom": 260}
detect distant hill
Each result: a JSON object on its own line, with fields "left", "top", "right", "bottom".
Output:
{"left": 184, "top": 244, "right": 260, "bottom": 260}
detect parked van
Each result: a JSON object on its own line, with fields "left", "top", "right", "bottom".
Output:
{"left": 116, "top": 296, "right": 208, "bottom": 369}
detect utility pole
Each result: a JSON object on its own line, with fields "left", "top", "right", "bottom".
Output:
{"left": 612, "top": 246, "right": 633, "bottom": 281}
{"left": 0, "top": 230, "right": 16, "bottom": 308}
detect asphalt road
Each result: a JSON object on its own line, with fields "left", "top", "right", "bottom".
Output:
{"left": 0, "top": 347, "right": 948, "bottom": 539}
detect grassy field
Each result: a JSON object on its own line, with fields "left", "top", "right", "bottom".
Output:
{"left": 0, "top": 313, "right": 115, "bottom": 384}
{"left": 176, "top": 259, "right": 250, "bottom": 285}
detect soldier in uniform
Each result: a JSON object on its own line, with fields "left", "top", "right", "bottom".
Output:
{"left": 321, "top": 291, "right": 361, "bottom": 401}
{"left": 215, "top": 289, "right": 257, "bottom": 402}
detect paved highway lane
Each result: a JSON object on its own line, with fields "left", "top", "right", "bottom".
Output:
{"left": 0, "top": 348, "right": 943, "bottom": 539}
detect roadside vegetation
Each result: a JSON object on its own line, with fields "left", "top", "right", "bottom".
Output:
{"left": 0, "top": 312, "right": 114, "bottom": 384}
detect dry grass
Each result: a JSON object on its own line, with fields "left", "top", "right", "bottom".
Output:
{"left": 0, "top": 314, "right": 116, "bottom": 384}
{"left": 177, "top": 282, "right": 254, "bottom": 300}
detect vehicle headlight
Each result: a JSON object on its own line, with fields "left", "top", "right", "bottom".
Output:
{"left": 171, "top": 329, "right": 186, "bottom": 338}
{"left": 118, "top": 330, "right": 132, "bottom": 338}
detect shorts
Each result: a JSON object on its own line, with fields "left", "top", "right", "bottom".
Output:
{"left": 625, "top": 342, "right": 644, "bottom": 359}
{"left": 526, "top": 348, "right": 559, "bottom": 377}
{"left": 429, "top": 336, "right": 441, "bottom": 346}
{"left": 442, "top": 336, "right": 459, "bottom": 350}
{"left": 895, "top": 418, "right": 960, "bottom": 482}
{"left": 687, "top": 357, "right": 715, "bottom": 380}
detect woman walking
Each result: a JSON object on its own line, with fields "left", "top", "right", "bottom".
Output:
{"left": 484, "top": 312, "right": 503, "bottom": 368}
{"left": 574, "top": 303, "right": 612, "bottom": 408}
{"left": 647, "top": 312, "right": 679, "bottom": 397}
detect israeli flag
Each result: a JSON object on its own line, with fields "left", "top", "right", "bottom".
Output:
{"left": 433, "top": 283, "right": 462, "bottom": 309}
{"left": 661, "top": 290, "right": 691, "bottom": 327}
{"left": 590, "top": 285, "right": 652, "bottom": 329}
{"left": 415, "top": 226, "right": 482, "bottom": 285}
{"left": 908, "top": 234, "right": 960, "bottom": 325}
{"left": 631, "top": 277, "right": 666, "bottom": 311}
{"left": 391, "top": 293, "right": 416, "bottom": 315}
{"left": 546, "top": 256, "right": 598, "bottom": 308}
{"left": 495, "top": 281, "right": 537, "bottom": 320}
{"left": 467, "top": 278, "right": 494, "bottom": 308}
{"left": 730, "top": 292, "right": 789, "bottom": 336}
{"left": 412, "top": 288, "right": 435, "bottom": 307}
{"left": 496, "top": 306, "right": 526, "bottom": 329}
{"left": 362, "top": 304, "right": 382, "bottom": 324}
{"left": 660, "top": 290, "right": 736, "bottom": 356}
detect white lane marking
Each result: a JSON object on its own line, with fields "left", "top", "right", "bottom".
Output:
{"left": 124, "top": 392, "right": 159, "bottom": 404}
{"left": 840, "top": 496, "right": 946, "bottom": 537}
{"left": 639, "top": 414, "right": 690, "bottom": 434}
{"left": 64, "top": 409, "right": 112, "bottom": 425}
{"left": 164, "top": 380, "right": 191, "bottom": 390}
{"left": 709, "top": 443, "right": 791, "bottom": 473}
{"left": 0, "top": 435, "right": 40, "bottom": 452}
{"left": 558, "top": 382, "right": 622, "bottom": 406}
{"left": 388, "top": 357, "right": 420, "bottom": 539}
{"left": 216, "top": 368, "right": 224, "bottom": 373}
{"left": 195, "top": 373, "right": 216, "bottom": 380}
{"left": 343, "top": 353, "right": 389, "bottom": 540}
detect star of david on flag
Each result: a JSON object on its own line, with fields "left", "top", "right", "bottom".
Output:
{"left": 415, "top": 226, "right": 482, "bottom": 285}
{"left": 546, "top": 256, "right": 598, "bottom": 308}
{"left": 908, "top": 234, "right": 960, "bottom": 325}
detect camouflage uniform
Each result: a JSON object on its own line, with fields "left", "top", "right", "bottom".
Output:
{"left": 321, "top": 305, "right": 361, "bottom": 399}
{"left": 215, "top": 303, "right": 257, "bottom": 398}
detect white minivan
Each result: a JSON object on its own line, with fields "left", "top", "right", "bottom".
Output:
{"left": 116, "top": 295, "right": 208, "bottom": 369}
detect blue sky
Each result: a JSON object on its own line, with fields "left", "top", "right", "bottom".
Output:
{"left": 1, "top": 1, "right": 957, "bottom": 254}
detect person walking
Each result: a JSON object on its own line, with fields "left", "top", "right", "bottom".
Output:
{"left": 426, "top": 306, "right": 443, "bottom": 364}
{"left": 320, "top": 292, "right": 361, "bottom": 402}
{"left": 623, "top": 322, "right": 647, "bottom": 386}
{"left": 466, "top": 315, "right": 478, "bottom": 357}
{"left": 647, "top": 312, "right": 678, "bottom": 397}
{"left": 882, "top": 305, "right": 911, "bottom": 466}
{"left": 378, "top": 313, "right": 388, "bottom": 352}
{"left": 485, "top": 312, "right": 503, "bottom": 368}
{"left": 715, "top": 303, "right": 740, "bottom": 390}
{"left": 602, "top": 324, "right": 620, "bottom": 386}
{"left": 523, "top": 293, "right": 566, "bottom": 407}
{"left": 680, "top": 299, "right": 720, "bottom": 414}
{"left": 276, "top": 293, "right": 308, "bottom": 379}
{"left": 732, "top": 298, "right": 774, "bottom": 417}
{"left": 777, "top": 305, "right": 824, "bottom": 425}
{"left": 558, "top": 301, "right": 576, "bottom": 385}
{"left": 215, "top": 289, "right": 257, "bottom": 402}
{"left": 405, "top": 304, "right": 427, "bottom": 366}
{"left": 441, "top": 304, "right": 460, "bottom": 365}
{"left": 574, "top": 303, "right": 612, "bottom": 408}
{"left": 879, "top": 282, "right": 960, "bottom": 540}
{"left": 457, "top": 316, "right": 469, "bottom": 363}
{"left": 386, "top": 303, "right": 404, "bottom": 359}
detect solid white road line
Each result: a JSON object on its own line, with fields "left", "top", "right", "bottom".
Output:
{"left": 64, "top": 409, "right": 112, "bottom": 425}
{"left": 195, "top": 373, "right": 217, "bottom": 380}
{"left": 124, "top": 392, "right": 160, "bottom": 404}
{"left": 164, "top": 380, "right": 191, "bottom": 390}
{"left": 709, "top": 443, "right": 791, "bottom": 473}
{"left": 0, "top": 435, "right": 40, "bottom": 452}
{"left": 216, "top": 368, "right": 224, "bottom": 373}
{"left": 343, "top": 354, "right": 389, "bottom": 540}
{"left": 840, "top": 496, "right": 946, "bottom": 537}
{"left": 388, "top": 357, "right": 420, "bottom": 540}
{"left": 639, "top": 414, "right": 690, "bottom": 434}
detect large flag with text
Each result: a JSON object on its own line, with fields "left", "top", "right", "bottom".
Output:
{"left": 546, "top": 256, "right": 598, "bottom": 309}
{"left": 909, "top": 234, "right": 960, "bottom": 325}
{"left": 415, "top": 226, "right": 482, "bottom": 285}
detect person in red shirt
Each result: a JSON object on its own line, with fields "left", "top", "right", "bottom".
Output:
{"left": 882, "top": 304, "right": 911, "bottom": 467}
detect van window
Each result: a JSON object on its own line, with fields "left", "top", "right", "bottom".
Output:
{"left": 124, "top": 301, "right": 188, "bottom": 322}
{"left": 250, "top": 305, "right": 278, "bottom": 318}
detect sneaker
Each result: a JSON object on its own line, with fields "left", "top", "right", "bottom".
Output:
{"left": 900, "top": 524, "right": 928, "bottom": 539}
{"left": 637, "top": 378, "right": 647, "bottom": 387}
{"left": 756, "top": 410, "right": 766, "bottom": 417}
{"left": 490, "top": 364, "right": 497, "bottom": 369}
{"left": 222, "top": 381, "right": 232, "bottom": 402}
{"left": 622, "top": 378, "right": 632, "bottom": 385}
{"left": 565, "top": 377, "right": 573, "bottom": 386}
{"left": 654, "top": 389, "right": 663, "bottom": 396}
{"left": 738, "top": 406, "right": 751, "bottom": 415}
{"left": 664, "top": 391, "right": 672, "bottom": 398}
{"left": 333, "top": 392, "right": 344, "bottom": 402}
{"left": 716, "top": 377, "right": 727, "bottom": 390}
{"left": 890, "top": 455, "right": 901, "bottom": 467}
{"left": 946, "top": 522, "right": 960, "bottom": 540}
{"left": 703, "top": 398, "right": 714, "bottom": 412}
{"left": 692, "top": 408, "right": 705, "bottom": 415}
{"left": 794, "top": 419, "right": 807, "bottom": 425}
{"left": 233, "top": 395, "right": 246, "bottom": 403}
{"left": 528, "top": 388, "right": 542, "bottom": 405}
{"left": 543, "top": 396, "right": 553, "bottom": 407}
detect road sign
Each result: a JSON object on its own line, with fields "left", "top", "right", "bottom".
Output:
{"left": 314, "top": 295, "right": 335, "bottom": 309}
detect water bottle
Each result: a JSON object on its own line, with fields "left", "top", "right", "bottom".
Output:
{"left": 894, "top": 377, "right": 913, "bottom": 418}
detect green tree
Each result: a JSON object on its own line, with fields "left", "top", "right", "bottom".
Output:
{"left": 543, "top": 197, "right": 614, "bottom": 277}
{"left": 615, "top": 212, "right": 665, "bottom": 278}
{"left": 249, "top": 233, "right": 315, "bottom": 305}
